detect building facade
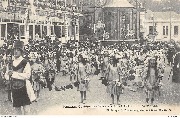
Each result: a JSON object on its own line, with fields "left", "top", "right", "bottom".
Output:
{"left": 0, "top": 0, "right": 142, "bottom": 44}
{"left": 71, "top": 0, "right": 141, "bottom": 41}
{"left": 0, "top": 0, "right": 81, "bottom": 44}
{"left": 141, "top": 10, "right": 180, "bottom": 42}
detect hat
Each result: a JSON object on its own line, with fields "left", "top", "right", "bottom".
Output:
{"left": 14, "top": 40, "right": 24, "bottom": 52}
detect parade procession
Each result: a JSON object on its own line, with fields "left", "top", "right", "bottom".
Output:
{"left": 0, "top": 0, "right": 180, "bottom": 115}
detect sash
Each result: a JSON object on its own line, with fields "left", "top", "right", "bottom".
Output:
{"left": 12, "top": 59, "right": 27, "bottom": 89}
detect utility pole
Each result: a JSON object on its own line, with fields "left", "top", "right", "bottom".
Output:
{"left": 163, "top": 0, "right": 172, "bottom": 41}
{"left": 13, "top": 0, "right": 17, "bottom": 41}
{"left": 135, "top": 0, "right": 140, "bottom": 39}
{"left": 135, "top": 0, "right": 138, "bottom": 39}
{"left": 152, "top": 13, "right": 155, "bottom": 42}
{"left": 168, "top": 0, "right": 172, "bottom": 41}
{"left": 152, "top": 13, "right": 154, "bottom": 34}
{"left": 25, "top": 4, "right": 30, "bottom": 45}
{"left": 170, "top": 7, "right": 172, "bottom": 41}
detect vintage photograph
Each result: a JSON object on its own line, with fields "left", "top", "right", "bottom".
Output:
{"left": 0, "top": 0, "right": 180, "bottom": 116}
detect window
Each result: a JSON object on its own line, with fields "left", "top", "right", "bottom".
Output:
{"left": 163, "top": 26, "right": 166, "bottom": 35}
{"left": 54, "top": 25, "right": 61, "bottom": 38}
{"left": 35, "top": 25, "right": 41, "bottom": 37}
{"left": 163, "top": 26, "right": 168, "bottom": 35}
{"left": 62, "top": 26, "right": 65, "bottom": 37}
{"left": 174, "top": 26, "right": 178, "bottom": 35}
{"left": 20, "top": 25, "right": 25, "bottom": 36}
{"left": 149, "top": 26, "right": 153, "bottom": 35}
{"left": 1, "top": 24, "right": 6, "bottom": 38}
{"left": 44, "top": 26, "right": 47, "bottom": 35}
{"left": 51, "top": 26, "right": 54, "bottom": 35}
{"left": 166, "top": 26, "right": 168, "bottom": 35}
{"left": 76, "top": 26, "right": 79, "bottom": 34}
{"left": 29, "top": 25, "right": 33, "bottom": 39}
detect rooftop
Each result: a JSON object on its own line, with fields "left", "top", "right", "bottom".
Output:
{"left": 104, "top": 0, "right": 134, "bottom": 8}
{"left": 145, "top": 10, "right": 180, "bottom": 21}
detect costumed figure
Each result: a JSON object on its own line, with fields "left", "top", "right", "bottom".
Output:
{"left": 134, "top": 64, "right": 144, "bottom": 89}
{"left": 85, "top": 58, "right": 91, "bottom": 78}
{"left": 56, "top": 51, "right": 61, "bottom": 73}
{"left": 77, "top": 55, "right": 89, "bottom": 104}
{"left": 69, "top": 61, "right": 77, "bottom": 82}
{"left": 106, "top": 57, "right": 123, "bottom": 105}
{"left": 61, "top": 53, "right": 68, "bottom": 76}
{"left": 100, "top": 52, "right": 108, "bottom": 79}
{"left": 117, "top": 56, "right": 127, "bottom": 93}
{"left": 6, "top": 40, "right": 35, "bottom": 115}
{"left": 31, "top": 58, "right": 45, "bottom": 101}
{"left": 47, "top": 67, "right": 56, "bottom": 91}
{"left": 101, "top": 53, "right": 109, "bottom": 86}
{"left": 2, "top": 52, "right": 12, "bottom": 101}
{"left": 143, "top": 56, "right": 161, "bottom": 105}
{"left": 167, "top": 46, "right": 176, "bottom": 66}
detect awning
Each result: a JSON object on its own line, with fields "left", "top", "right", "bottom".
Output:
{"left": 104, "top": 0, "right": 134, "bottom": 8}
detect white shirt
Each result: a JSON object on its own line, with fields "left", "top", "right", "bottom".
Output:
{"left": 11, "top": 56, "right": 31, "bottom": 80}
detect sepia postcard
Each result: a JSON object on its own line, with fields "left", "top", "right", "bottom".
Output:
{"left": 0, "top": 0, "right": 180, "bottom": 116}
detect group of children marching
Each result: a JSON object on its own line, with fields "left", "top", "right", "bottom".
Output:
{"left": 98, "top": 46, "right": 166, "bottom": 104}
{"left": 29, "top": 43, "right": 167, "bottom": 104}
{"left": 0, "top": 42, "right": 167, "bottom": 105}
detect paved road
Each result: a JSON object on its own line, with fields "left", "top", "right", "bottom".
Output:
{"left": 0, "top": 64, "right": 180, "bottom": 115}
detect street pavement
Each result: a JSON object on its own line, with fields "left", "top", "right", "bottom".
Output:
{"left": 0, "top": 64, "right": 180, "bottom": 115}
